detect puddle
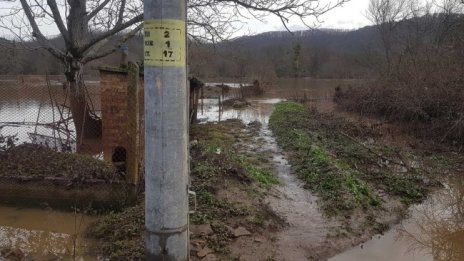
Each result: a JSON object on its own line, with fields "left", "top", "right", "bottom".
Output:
{"left": 0, "top": 205, "right": 103, "bottom": 260}
{"left": 330, "top": 176, "right": 464, "bottom": 261}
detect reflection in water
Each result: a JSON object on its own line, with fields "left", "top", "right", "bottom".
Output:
{"left": 0, "top": 206, "right": 102, "bottom": 260}
{"left": 0, "top": 80, "right": 101, "bottom": 152}
{"left": 198, "top": 78, "right": 356, "bottom": 124}
{"left": 197, "top": 98, "right": 280, "bottom": 123}
{"left": 399, "top": 176, "right": 464, "bottom": 261}
{"left": 329, "top": 177, "right": 464, "bottom": 261}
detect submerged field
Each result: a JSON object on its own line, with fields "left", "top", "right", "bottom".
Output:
{"left": 269, "top": 101, "right": 458, "bottom": 237}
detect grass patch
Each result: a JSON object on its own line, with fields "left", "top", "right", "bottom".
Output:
{"left": 269, "top": 102, "right": 438, "bottom": 216}
{"left": 230, "top": 153, "right": 278, "bottom": 188}
{"left": 87, "top": 205, "right": 144, "bottom": 261}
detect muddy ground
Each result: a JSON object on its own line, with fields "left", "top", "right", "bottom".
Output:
{"left": 84, "top": 101, "right": 462, "bottom": 261}
{"left": 88, "top": 120, "right": 284, "bottom": 260}
{"left": 268, "top": 101, "right": 462, "bottom": 260}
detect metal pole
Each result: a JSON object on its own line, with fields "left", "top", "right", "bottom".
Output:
{"left": 144, "top": 0, "right": 189, "bottom": 260}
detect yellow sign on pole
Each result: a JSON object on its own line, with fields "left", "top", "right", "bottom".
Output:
{"left": 144, "top": 19, "right": 186, "bottom": 67}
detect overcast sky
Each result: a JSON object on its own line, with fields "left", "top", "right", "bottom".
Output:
{"left": 245, "top": 0, "right": 372, "bottom": 34}
{"left": 0, "top": 0, "right": 372, "bottom": 39}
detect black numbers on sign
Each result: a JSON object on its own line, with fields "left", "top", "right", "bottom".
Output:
{"left": 164, "top": 31, "right": 170, "bottom": 38}
{"left": 163, "top": 50, "right": 173, "bottom": 58}
{"left": 145, "top": 40, "right": 154, "bottom": 46}
{"left": 165, "top": 41, "right": 171, "bottom": 48}
{"left": 144, "top": 31, "right": 150, "bottom": 37}
{"left": 145, "top": 51, "right": 150, "bottom": 57}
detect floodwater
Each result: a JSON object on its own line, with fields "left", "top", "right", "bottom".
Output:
{"left": 0, "top": 76, "right": 104, "bottom": 260}
{"left": 330, "top": 176, "right": 464, "bottom": 261}
{"left": 0, "top": 206, "right": 102, "bottom": 260}
{"left": 0, "top": 76, "right": 101, "bottom": 151}
{"left": 2, "top": 76, "right": 463, "bottom": 260}
{"left": 199, "top": 78, "right": 464, "bottom": 261}
{"left": 198, "top": 77, "right": 354, "bottom": 123}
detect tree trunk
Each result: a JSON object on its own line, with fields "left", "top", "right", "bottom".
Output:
{"left": 66, "top": 67, "right": 102, "bottom": 145}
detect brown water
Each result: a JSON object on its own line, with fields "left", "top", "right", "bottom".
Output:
{"left": 0, "top": 206, "right": 102, "bottom": 260}
{"left": 2, "top": 76, "right": 462, "bottom": 260}
{"left": 0, "top": 76, "right": 101, "bottom": 151}
{"left": 0, "top": 76, "right": 104, "bottom": 260}
{"left": 200, "top": 78, "right": 464, "bottom": 261}
{"left": 330, "top": 176, "right": 464, "bottom": 261}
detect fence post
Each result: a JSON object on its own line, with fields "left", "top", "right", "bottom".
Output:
{"left": 126, "top": 62, "right": 140, "bottom": 185}
{"left": 144, "top": 0, "right": 189, "bottom": 260}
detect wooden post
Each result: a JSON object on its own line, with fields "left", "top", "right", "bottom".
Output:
{"left": 126, "top": 62, "right": 140, "bottom": 185}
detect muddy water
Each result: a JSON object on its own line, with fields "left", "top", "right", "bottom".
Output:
{"left": 330, "top": 176, "right": 464, "bottom": 261}
{"left": 0, "top": 206, "right": 102, "bottom": 260}
{"left": 0, "top": 78, "right": 101, "bottom": 151}
{"left": 200, "top": 78, "right": 464, "bottom": 260}
{"left": 199, "top": 83, "right": 340, "bottom": 259}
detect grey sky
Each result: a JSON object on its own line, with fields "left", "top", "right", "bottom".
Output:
{"left": 245, "top": 0, "right": 371, "bottom": 34}
{"left": 0, "top": 0, "right": 372, "bottom": 39}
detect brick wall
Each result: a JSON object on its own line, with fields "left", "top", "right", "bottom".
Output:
{"left": 100, "top": 69, "right": 144, "bottom": 164}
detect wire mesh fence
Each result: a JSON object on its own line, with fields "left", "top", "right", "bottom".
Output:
{"left": 0, "top": 75, "right": 101, "bottom": 152}
{"left": 0, "top": 71, "right": 268, "bottom": 209}
{"left": 0, "top": 73, "right": 139, "bottom": 211}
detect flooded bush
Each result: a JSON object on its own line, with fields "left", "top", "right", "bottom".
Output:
{"left": 334, "top": 79, "right": 464, "bottom": 146}
{"left": 334, "top": 7, "right": 464, "bottom": 147}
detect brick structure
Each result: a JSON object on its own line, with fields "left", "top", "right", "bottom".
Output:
{"left": 99, "top": 66, "right": 144, "bottom": 184}
{"left": 99, "top": 66, "right": 202, "bottom": 185}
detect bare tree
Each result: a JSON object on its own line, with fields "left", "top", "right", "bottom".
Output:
{"left": 0, "top": 0, "right": 349, "bottom": 141}
{"left": 366, "top": 0, "right": 409, "bottom": 73}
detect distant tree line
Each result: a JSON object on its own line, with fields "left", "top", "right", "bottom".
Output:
{"left": 1, "top": 9, "right": 462, "bottom": 81}
{"left": 335, "top": 0, "right": 464, "bottom": 146}
{"left": 1, "top": 26, "right": 384, "bottom": 79}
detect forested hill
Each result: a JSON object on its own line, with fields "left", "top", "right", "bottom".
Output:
{"left": 0, "top": 24, "right": 380, "bottom": 78}
{"left": 189, "top": 25, "right": 381, "bottom": 79}
{"left": 1, "top": 13, "right": 455, "bottom": 79}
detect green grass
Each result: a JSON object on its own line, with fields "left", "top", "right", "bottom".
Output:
{"left": 230, "top": 153, "right": 278, "bottom": 188}
{"left": 270, "top": 102, "right": 380, "bottom": 216}
{"left": 269, "top": 101, "right": 442, "bottom": 217}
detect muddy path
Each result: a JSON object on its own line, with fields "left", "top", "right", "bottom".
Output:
{"left": 240, "top": 105, "right": 383, "bottom": 260}
{"left": 210, "top": 98, "right": 355, "bottom": 260}
{"left": 206, "top": 87, "right": 462, "bottom": 260}
{"left": 259, "top": 123, "right": 333, "bottom": 260}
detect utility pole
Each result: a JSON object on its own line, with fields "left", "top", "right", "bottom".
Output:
{"left": 144, "top": 0, "right": 189, "bottom": 260}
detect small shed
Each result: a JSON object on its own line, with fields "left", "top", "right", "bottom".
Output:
{"left": 98, "top": 64, "right": 203, "bottom": 185}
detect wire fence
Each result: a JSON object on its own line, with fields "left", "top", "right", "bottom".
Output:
{"left": 0, "top": 72, "right": 267, "bottom": 209}
{"left": 0, "top": 73, "right": 140, "bottom": 210}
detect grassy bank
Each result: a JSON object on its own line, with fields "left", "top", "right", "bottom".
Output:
{"left": 269, "top": 102, "right": 442, "bottom": 218}
{"left": 88, "top": 120, "right": 280, "bottom": 260}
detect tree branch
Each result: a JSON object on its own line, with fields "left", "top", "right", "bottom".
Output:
{"left": 47, "top": 0, "right": 70, "bottom": 44}
{"left": 87, "top": 0, "right": 112, "bottom": 20}
{"left": 82, "top": 22, "right": 143, "bottom": 64}
{"left": 116, "top": 0, "right": 127, "bottom": 26}
{"left": 80, "top": 13, "right": 143, "bottom": 54}
{"left": 18, "top": 0, "right": 65, "bottom": 59}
